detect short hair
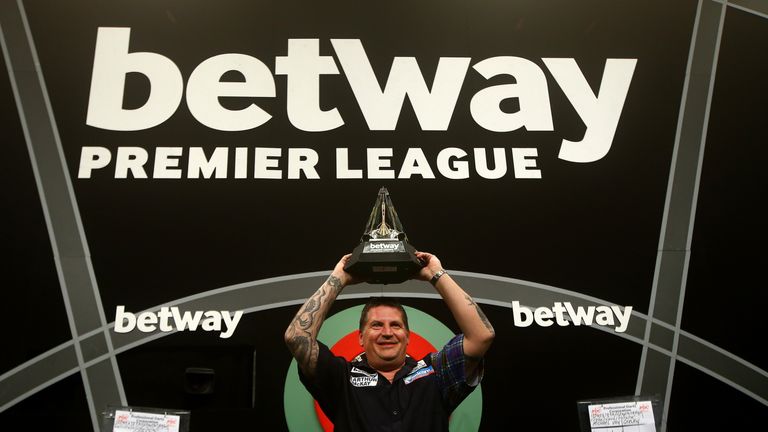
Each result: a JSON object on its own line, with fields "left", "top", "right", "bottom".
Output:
{"left": 359, "top": 297, "right": 410, "bottom": 333}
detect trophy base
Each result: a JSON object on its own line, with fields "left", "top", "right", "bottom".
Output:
{"left": 344, "top": 240, "right": 423, "bottom": 284}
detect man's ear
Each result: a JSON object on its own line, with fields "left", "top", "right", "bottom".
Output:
{"left": 358, "top": 330, "right": 363, "bottom": 346}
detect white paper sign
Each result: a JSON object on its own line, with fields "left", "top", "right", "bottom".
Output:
{"left": 113, "top": 409, "right": 180, "bottom": 432}
{"left": 588, "top": 401, "right": 656, "bottom": 432}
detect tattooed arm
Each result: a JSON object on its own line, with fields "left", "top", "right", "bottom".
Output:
{"left": 285, "top": 254, "right": 357, "bottom": 378}
{"left": 415, "top": 252, "right": 495, "bottom": 361}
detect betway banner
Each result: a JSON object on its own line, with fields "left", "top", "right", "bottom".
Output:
{"left": 21, "top": 0, "right": 691, "bottom": 313}
{"left": 13, "top": 0, "right": 759, "bottom": 430}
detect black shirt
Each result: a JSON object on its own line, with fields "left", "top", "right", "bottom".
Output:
{"left": 298, "top": 334, "right": 481, "bottom": 432}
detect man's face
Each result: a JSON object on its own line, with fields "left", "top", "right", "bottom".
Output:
{"left": 359, "top": 305, "right": 410, "bottom": 372}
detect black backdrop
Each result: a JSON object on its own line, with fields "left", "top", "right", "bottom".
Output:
{"left": 3, "top": 0, "right": 767, "bottom": 430}
{"left": 24, "top": 0, "right": 689, "bottom": 313}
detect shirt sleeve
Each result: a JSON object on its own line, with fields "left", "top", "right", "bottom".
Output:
{"left": 431, "top": 334, "right": 485, "bottom": 412}
{"left": 297, "top": 341, "right": 347, "bottom": 417}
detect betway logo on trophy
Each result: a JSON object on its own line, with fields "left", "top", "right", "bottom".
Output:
{"left": 344, "top": 188, "right": 422, "bottom": 284}
{"left": 367, "top": 242, "right": 404, "bottom": 252}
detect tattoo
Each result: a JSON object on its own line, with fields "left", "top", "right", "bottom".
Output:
{"left": 465, "top": 294, "right": 495, "bottom": 335}
{"left": 286, "top": 333, "right": 315, "bottom": 368}
{"left": 285, "top": 275, "right": 344, "bottom": 376}
{"left": 327, "top": 275, "right": 344, "bottom": 294}
{"left": 297, "top": 288, "right": 326, "bottom": 330}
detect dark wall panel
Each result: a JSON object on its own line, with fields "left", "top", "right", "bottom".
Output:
{"left": 684, "top": 7, "right": 768, "bottom": 371}
{"left": 1, "top": 29, "right": 71, "bottom": 373}
{"left": 0, "top": 371, "right": 92, "bottom": 430}
{"left": 667, "top": 362, "right": 768, "bottom": 430}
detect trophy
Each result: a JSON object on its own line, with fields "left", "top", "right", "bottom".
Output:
{"left": 344, "top": 187, "right": 423, "bottom": 284}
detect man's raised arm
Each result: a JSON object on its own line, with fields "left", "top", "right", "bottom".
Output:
{"left": 284, "top": 254, "right": 356, "bottom": 377}
{"left": 415, "top": 252, "right": 495, "bottom": 360}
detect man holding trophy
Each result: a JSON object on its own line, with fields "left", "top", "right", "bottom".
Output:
{"left": 284, "top": 188, "right": 495, "bottom": 431}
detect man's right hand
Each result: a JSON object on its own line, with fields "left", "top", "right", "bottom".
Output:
{"left": 332, "top": 253, "right": 364, "bottom": 286}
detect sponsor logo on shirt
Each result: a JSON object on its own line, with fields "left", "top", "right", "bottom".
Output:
{"left": 410, "top": 360, "right": 428, "bottom": 373}
{"left": 404, "top": 365, "right": 434, "bottom": 385}
{"left": 350, "top": 375, "right": 379, "bottom": 387}
{"left": 351, "top": 367, "right": 377, "bottom": 377}
{"left": 350, "top": 366, "right": 379, "bottom": 386}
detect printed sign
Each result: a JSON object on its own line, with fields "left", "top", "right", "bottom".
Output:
{"left": 588, "top": 401, "right": 656, "bottom": 432}
{"left": 113, "top": 409, "right": 180, "bottom": 432}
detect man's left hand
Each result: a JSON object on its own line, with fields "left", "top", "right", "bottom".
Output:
{"left": 414, "top": 251, "right": 443, "bottom": 282}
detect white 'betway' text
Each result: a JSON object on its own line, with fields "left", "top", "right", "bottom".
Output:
{"left": 114, "top": 306, "right": 243, "bottom": 339}
{"left": 512, "top": 301, "right": 633, "bottom": 332}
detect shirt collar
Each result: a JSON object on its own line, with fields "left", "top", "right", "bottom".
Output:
{"left": 352, "top": 353, "right": 417, "bottom": 380}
